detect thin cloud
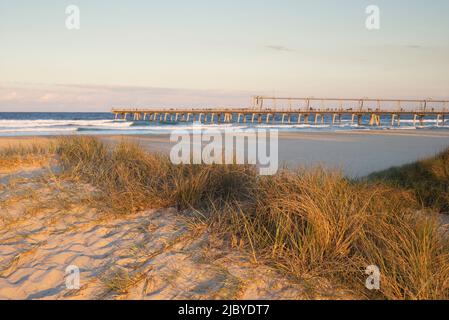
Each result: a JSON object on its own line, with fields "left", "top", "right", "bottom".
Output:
{"left": 0, "top": 83, "right": 256, "bottom": 112}
{"left": 264, "top": 45, "right": 295, "bottom": 52}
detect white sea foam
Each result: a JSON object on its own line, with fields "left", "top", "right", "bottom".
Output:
{"left": 0, "top": 119, "right": 132, "bottom": 128}
{"left": 0, "top": 117, "right": 447, "bottom": 137}
{"left": 0, "top": 127, "right": 78, "bottom": 133}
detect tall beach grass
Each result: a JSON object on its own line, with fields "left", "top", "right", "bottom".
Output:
{"left": 54, "top": 136, "right": 449, "bottom": 299}
{"left": 369, "top": 149, "right": 449, "bottom": 214}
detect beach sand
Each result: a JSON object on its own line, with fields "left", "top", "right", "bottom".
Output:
{"left": 0, "top": 137, "right": 351, "bottom": 299}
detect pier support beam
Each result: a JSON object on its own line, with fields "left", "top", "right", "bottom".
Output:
{"left": 266, "top": 114, "right": 271, "bottom": 123}
{"left": 420, "top": 115, "right": 424, "bottom": 126}
{"left": 304, "top": 114, "right": 309, "bottom": 124}
{"left": 369, "top": 114, "right": 380, "bottom": 126}
{"left": 391, "top": 114, "right": 400, "bottom": 126}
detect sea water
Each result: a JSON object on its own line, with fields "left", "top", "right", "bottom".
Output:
{"left": 0, "top": 112, "right": 447, "bottom": 137}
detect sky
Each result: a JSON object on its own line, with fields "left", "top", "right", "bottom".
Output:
{"left": 0, "top": 0, "right": 448, "bottom": 111}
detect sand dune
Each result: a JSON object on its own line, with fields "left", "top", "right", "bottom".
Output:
{"left": 0, "top": 164, "right": 348, "bottom": 300}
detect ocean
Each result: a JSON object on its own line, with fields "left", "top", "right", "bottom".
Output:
{"left": 0, "top": 112, "right": 447, "bottom": 137}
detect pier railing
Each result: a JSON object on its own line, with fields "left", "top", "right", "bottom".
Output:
{"left": 252, "top": 96, "right": 449, "bottom": 112}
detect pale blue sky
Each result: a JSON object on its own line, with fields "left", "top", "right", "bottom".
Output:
{"left": 0, "top": 0, "right": 448, "bottom": 111}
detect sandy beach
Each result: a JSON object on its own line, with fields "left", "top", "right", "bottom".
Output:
{"left": 1, "top": 132, "right": 448, "bottom": 300}
{"left": 0, "top": 136, "right": 352, "bottom": 299}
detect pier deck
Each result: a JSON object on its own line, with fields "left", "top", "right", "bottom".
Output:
{"left": 112, "top": 97, "right": 449, "bottom": 127}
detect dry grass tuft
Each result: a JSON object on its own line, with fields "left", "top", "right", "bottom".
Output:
{"left": 369, "top": 149, "right": 449, "bottom": 214}
{"left": 101, "top": 267, "right": 145, "bottom": 295}
{"left": 0, "top": 140, "right": 55, "bottom": 170}
{"left": 232, "top": 170, "right": 448, "bottom": 299}
{"left": 57, "top": 136, "right": 173, "bottom": 213}
{"left": 56, "top": 136, "right": 255, "bottom": 214}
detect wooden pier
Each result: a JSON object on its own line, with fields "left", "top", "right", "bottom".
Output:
{"left": 112, "top": 97, "right": 449, "bottom": 127}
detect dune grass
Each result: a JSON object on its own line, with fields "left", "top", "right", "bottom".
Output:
{"left": 369, "top": 149, "right": 449, "bottom": 214}
{"left": 0, "top": 139, "right": 55, "bottom": 170}
{"left": 53, "top": 136, "right": 449, "bottom": 300}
